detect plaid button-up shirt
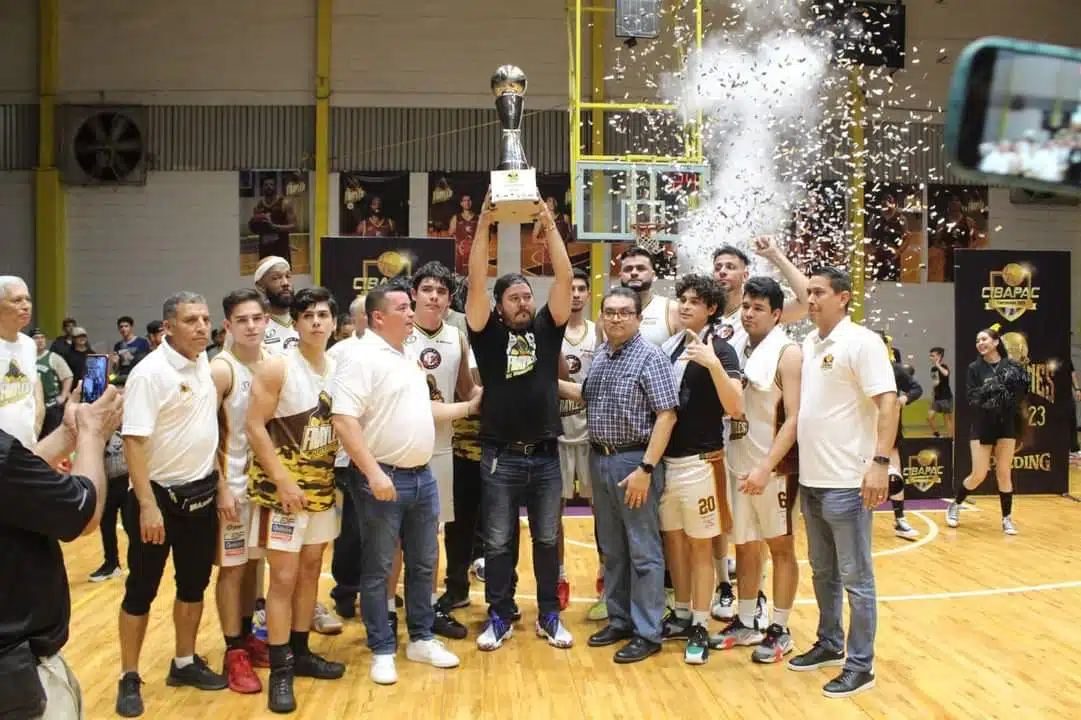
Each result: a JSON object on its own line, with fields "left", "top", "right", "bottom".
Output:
{"left": 582, "top": 332, "right": 679, "bottom": 445}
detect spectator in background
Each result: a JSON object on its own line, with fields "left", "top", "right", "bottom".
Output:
{"left": 33, "top": 329, "right": 73, "bottom": 438}
{"left": 206, "top": 328, "right": 226, "bottom": 360}
{"left": 90, "top": 431, "right": 130, "bottom": 583}
{"left": 145, "top": 321, "right": 165, "bottom": 352}
{"left": 113, "top": 316, "right": 151, "bottom": 385}
{"left": 66, "top": 328, "right": 92, "bottom": 383}
{"left": 49, "top": 316, "right": 77, "bottom": 362}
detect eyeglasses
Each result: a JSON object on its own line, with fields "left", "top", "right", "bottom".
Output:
{"left": 602, "top": 309, "right": 637, "bottom": 320}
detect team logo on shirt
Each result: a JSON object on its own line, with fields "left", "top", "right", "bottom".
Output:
{"left": 505, "top": 332, "right": 537, "bottom": 379}
{"left": 0, "top": 360, "right": 31, "bottom": 408}
{"left": 426, "top": 374, "right": 445, "bottom": 402}
{"left": 982, "top": 263, "right": 1039, "bottom": 321}
{"left": 283, "top": 336, "right": 299, "bottom": 350}
{"left": 566, "top": 354, "right": 582, "bottom": 374}
{"left": 903, "top": 448, "right": 944, "bottom": 493}
{"left": 419, "top": 348, "right": 442, "bottom": 369}
{"left": 820, "top": 354, "right": 834, "bottom": 371}
{"left": 719, "top": 324, "right": 734, "bottom": 340}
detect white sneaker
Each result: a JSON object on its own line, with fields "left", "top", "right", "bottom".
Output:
{"left": 894, "top": 517, "right": 920, "bottom": 540}
{"left": 536, "top": 613, "right": 574, "bottom": 649}
{"left": 370, "top": 654, "right": 397, "bottom": 685}
{"left": 406, "top": 638, "right": 460, "bottom": 668}
{"left": 1002, "top": 516, "right": 1018, "bottom": 535}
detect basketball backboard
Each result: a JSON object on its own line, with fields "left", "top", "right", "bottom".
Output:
{"left": 573, "top": 160, "right": 710, "bottom": 243}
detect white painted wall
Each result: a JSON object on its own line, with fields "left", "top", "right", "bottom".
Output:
{"left": 66, "top": 172, "right": 312, "bottom": 348}
{"left": 0, "top": 0, "right": 36, "bottom": 103}
{"left": 0, "top": 173, "right": 35, "bottom": 292}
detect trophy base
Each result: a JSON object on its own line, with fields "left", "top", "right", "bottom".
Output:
{"left": 490, "top": 168, "right": 541, "bottom": 223}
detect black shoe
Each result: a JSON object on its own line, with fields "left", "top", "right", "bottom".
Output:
{"left": 437, "top": 590, "right": 471, "bottom": 611}
{"left": 509, "top": 601, "right": 522, "bottom": 622}
{"left": 614, "top": 636, "right": 662, "bottom": 664}
{"left": 684, "top": 624, "right": 710, "bottom": 665}
{"left": 394, "top": 594, "right": 404, "bottom": 609}
{"left": 823, "top": 669, "right": 876, "bottom": 698}
{"left": 115, "top": 671, "right": 144, "bottom": 717}
{"left": 661, "top": 611, "right": 693, "bottom": 642}
{"left": 588, "top": 625, "right": 634, "bottom": 647}
{"left": 89, "top": 561, "right": 122, "bottom": 583}
{"left": 432, "top": 608, "right": 468, "bottom": 640}
{"left": 166, "top": 655, "right": 228, "bottom": 690}
{"left": 267, "top": 666, "right": 296, "bottom": 714}
{"left": 293, "top": 652, "right": 345, "bottom": 680}
{"left": 787, "top": 641, "right": 846, "bottom": 672}
{"left": 388, "top": 610, "right": 399, "bottom": 638}
{"left": 332, "top": 594, "right": 356, "bottom": 620}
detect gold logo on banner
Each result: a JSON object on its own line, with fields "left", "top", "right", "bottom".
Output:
{"left": 981, "top": 263, "right": 1039, "bottom": 321}
{"left": 903, "top": 447, "right": 944, "bottom": 493}
{"left": 352, "top": 250, "right": 415, "bottom": 293}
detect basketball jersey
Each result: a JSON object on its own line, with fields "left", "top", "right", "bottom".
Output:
{"left": 248, "top": 349, "right": 338, "bottom": 512}
{"left": 361, "top": 217, "right": 394, "bottom": 237}
{"left": 262, "top": 315, "right": 299, "bottom": 356}
{"left": 0, "top": 333, "right": 38, "bottom": 449}
{"left": 559, "top": 320, "right": 596, "bottom": 445}
{"left": 639, "top": 294, "right": 676, "bottom": 346}
{"left": 727, "top": 336, "right": 798, "bottom": 477}
{"left": 715, "top": 307, "right": 749, "bottom": 358}
{"left": 453, "top": 213, "right": 479, "bottom": 244}
{"left": 218, "top": 351, "right": 259, "bottom": 494}
{"left": 407, "top": 322, "right": 463, "bottom": 454}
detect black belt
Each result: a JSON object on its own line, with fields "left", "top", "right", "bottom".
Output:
{"left": 590, "top": 442, "right": 647, "bottom": 456}
{"left": 490, "top": 439, "right": 557, "bottom": 456}
{"left": 377, "top": 462, "right": 429, "bottom": 473}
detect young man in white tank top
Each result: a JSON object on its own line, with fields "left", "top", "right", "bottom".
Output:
{"left": 617, "top": 247, "right": 681, "bottom": 347}
{"left": 211, "top": 288, "right": 270, "bottom": 694}
{"left": 712, "top": 276, "right": 802, "bottom": 664}
{"left": 409, "top": 263, "right": 479, "bottom": 640}
{"left": 710, "top": 238, "right": 810, "bottom": 621}
{"left": 245, "top": 287, "right": 345, "bottom": 714}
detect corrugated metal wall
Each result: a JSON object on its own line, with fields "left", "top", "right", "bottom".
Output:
{"left": 0, "top": 105, "right": 38, "bottom": 170}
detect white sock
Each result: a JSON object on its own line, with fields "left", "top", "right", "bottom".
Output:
{"left": 559, "top": 565, "right": 567, "bottom": 581}
{"left": 692, "top": 610, "right": 710, "bottom": 628}
{"left": 715, "top": 557, "right": 730, "bottom": 584}
{"left": 431, "top": 592, "right": 440, "bottom": 606}
{"left": 773, "top": 607, "right": 791, "bottom": 630}
{"left": 387, "top": 597, "right": 395, "bottom": 613}
{"left": 174, "top": 656, "right": 194, "bottom": 669}
{"left": 674, "top": 601, "right": 692, "bottom": 620}
{"left": 737, "top": 599, "right": 756, "bottom": 628}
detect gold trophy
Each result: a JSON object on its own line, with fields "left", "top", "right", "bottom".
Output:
{"left": 489, "top": 65, "right": 542, "bottom": 223}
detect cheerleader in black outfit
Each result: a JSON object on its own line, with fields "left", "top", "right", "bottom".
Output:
{"left": 946, "top": 324, "right": 1029, "bottom": 534}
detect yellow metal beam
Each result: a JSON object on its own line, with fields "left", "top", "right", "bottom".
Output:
{"left": 847, "top": 67, "right": 867, "bottom": 323}
{"left": 589, "top": 3, "right": 607, "bottom": 318}
{"left": 578, "top": 101, "right": 679, "bottom": 111}
{"left": 313, "top": 0, "right": 332, "bottom": 285}
{"left": 35, "top": 0, "right": 64, "bottom": 334}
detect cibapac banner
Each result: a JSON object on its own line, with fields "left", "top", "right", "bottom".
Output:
{"left": 954, "top": 249, "right": 1072, "bottom": 494}
{"left": 898, "top": 437, "right": 953, "bottom": 500}
{"left": 320, "top": 236, "right": 456, "bottom": 312}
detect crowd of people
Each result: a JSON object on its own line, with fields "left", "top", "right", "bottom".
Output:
{"left": 0, "top": 194, "right": 1036, "bottom": 718}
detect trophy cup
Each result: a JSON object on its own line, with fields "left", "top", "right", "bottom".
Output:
{"left": 488, "top": 65, "right": 542, "bottom": 223}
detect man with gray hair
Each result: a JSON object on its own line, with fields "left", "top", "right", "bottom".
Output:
{"left": 115, "top": 291, "right": 228, "bottom": 718}
{"left": 0, "top": 276, "right": 43, "bottom": 448}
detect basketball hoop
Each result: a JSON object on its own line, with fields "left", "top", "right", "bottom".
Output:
{"left": 631, "top": 222, "right": 662, "bottom": 254}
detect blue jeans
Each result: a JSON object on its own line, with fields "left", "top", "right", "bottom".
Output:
{"left": 480, "top": 444, "right": 562, "bottom": 619}
{"left": 331, "top": 466, "right": 362, "bottom": 603}
{"left": 356, "top": 464, "right": 439, "bottom": 655}
{"left": 800, "top": 486, "right": 877, "bottom": 673}
{"left": 590, "top": 450, "right": 665, "bottom": 645}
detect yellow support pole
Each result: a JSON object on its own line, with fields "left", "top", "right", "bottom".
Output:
{"left": 589, "top": 2, "right": 607, "bottom": 319}
{"left": 313, "top": 0, "right": 332, "bottom": 285}
{"left": 847, "top": 66, "right": 867, "bottom": 324}
{"left": 35, "top": 0, "right": 64, "bottom": 334}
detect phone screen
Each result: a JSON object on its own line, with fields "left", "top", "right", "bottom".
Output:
{"left": 82, "top": 355, "right": 109, "bottom": 404}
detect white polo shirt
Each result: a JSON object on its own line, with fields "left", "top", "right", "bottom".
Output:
{"left": 330, "top": 331, "right": 435, "bottom": 469}
{"left": 797, "top": 317, "right": 896, "bottom": 489}
{"left": 328, "top": 334, "right": 362, "bottom": 468}
{"left": 121, "top": 340, "right": 218, "bottom": 486}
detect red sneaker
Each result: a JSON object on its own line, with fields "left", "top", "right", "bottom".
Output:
{"left": 595, "top": 576, "right": 604, "bottom": 596}
{"left": 224, "top": 648, "right": 262, "bottom": 694}
{"left": 244, "top": 635, "right": 271, "bottom": 669}
{"left": 557, "top": 579, "right": 571, "bottom": 611}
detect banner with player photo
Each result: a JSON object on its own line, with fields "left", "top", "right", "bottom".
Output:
{"left": 897, "top": 436, "right": 953, "bottom": 500}
{"left": 927, "top": 185, "right": 989, "bottom": 283}
{"left": 863, "top": 182, "right": 924, "bottom": 284}
{"left": 785, "top": 180, "right": 848, "bottom": 275}
{"left": 520, "top": 173, "right": 590, "bottom": 277}
{"left": 954, "top": 249, "right": 1072, "bottom": 494}
{"left": 319, "top": 236, "right": 455, "bottom": 313}
{"left": 426, "top": 172, "right": 495, "bottom": 276}
{"left": 339, "top": 172, "right": 409, "bottom": 237}
{"left": 240, "top": 170, "right": 312, "bottom": 275}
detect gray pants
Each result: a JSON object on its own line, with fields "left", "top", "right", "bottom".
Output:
{"left": 37, "top": 654, "right": 82, "bottom": 719}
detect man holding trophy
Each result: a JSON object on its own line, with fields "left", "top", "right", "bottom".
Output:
{"left": 465, "top": 66, "right": 576, "bottom": 652}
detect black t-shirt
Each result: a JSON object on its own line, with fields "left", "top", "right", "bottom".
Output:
{"left": 930, "top": 363, "right": 952, "bottom": 400}
{"left": 468, "top": 305, "right": 566, "bottom": 444}
{"left": 666, "top": 335, "right": 743, "bottom": 457}
{"left": 0, "top": 432, "right": 96, "bottom": 658}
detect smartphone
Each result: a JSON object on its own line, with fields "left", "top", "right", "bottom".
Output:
{"left": 82, "top": 354, "right": 110, "bottom": 404}
{"left": 946, "top": 36, "right": 1081, "bottom": 196}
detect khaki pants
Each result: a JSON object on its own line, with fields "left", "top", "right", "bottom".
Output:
{"left": 36, "top": 654, "right": 82, "bottom": 720}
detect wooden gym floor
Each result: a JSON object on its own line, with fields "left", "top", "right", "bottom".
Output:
{"left": 60, "top": 474, "right": 1081, "bottom": 720}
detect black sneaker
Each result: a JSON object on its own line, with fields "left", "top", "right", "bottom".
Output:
{"left": 433, "top": 608, "right": 468, "bottom": 640}
{"left": 787, "top": 641, "right": 845, "bottom": 672}
{"left": 388, "top": 610, "right": 399, "bottom": 638}
{"left": 823, "top": 669, "right": 876, "bottom": 698}
{"left": 509, "top": 601, "right": 522, "bottom": 622}
{"left": 293, "top": 652, "right": 345, "bottom": 680}
{"left": 661, "top": 611, "right": 693, "bottom": 642}
{"left": 394, "top": 594, "right": 404, "bottom": 609}
{"left": 437, "top": 590, "right": 471, "bottom": 611}
{"left": 166, "top": 655, "right": 228, "bottom": 690}
{"left": 684, "top": 624, "right": 710, "bottom": 665}
{"left": 115, "top": 671, "right": 144, "bottom": 717}
{"left": 89, "top": 562, "right": 122, "bottom": 583}
{"left": 331, "top": 593, "right": 356, "bottom": 620}
{"left": 267, "top": 665, "right": 296, "bottom": 714}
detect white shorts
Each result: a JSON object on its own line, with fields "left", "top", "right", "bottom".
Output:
{"left": 660, "top": 453, "right": 728, "bottom": 539}
{"left": 216, "top": 495, "right": 265, "bottom": 567}
{"left": 731, "top": 473, "right": 798, "bottom": 545}
{"left": 558, "top": 441, "right": 592, "bottom": 500}
{"left": 249, "top": 506, "right": 340, "bottom": 553}
{"left": 432, "top": 451, "right": 454, "bottom": 524}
